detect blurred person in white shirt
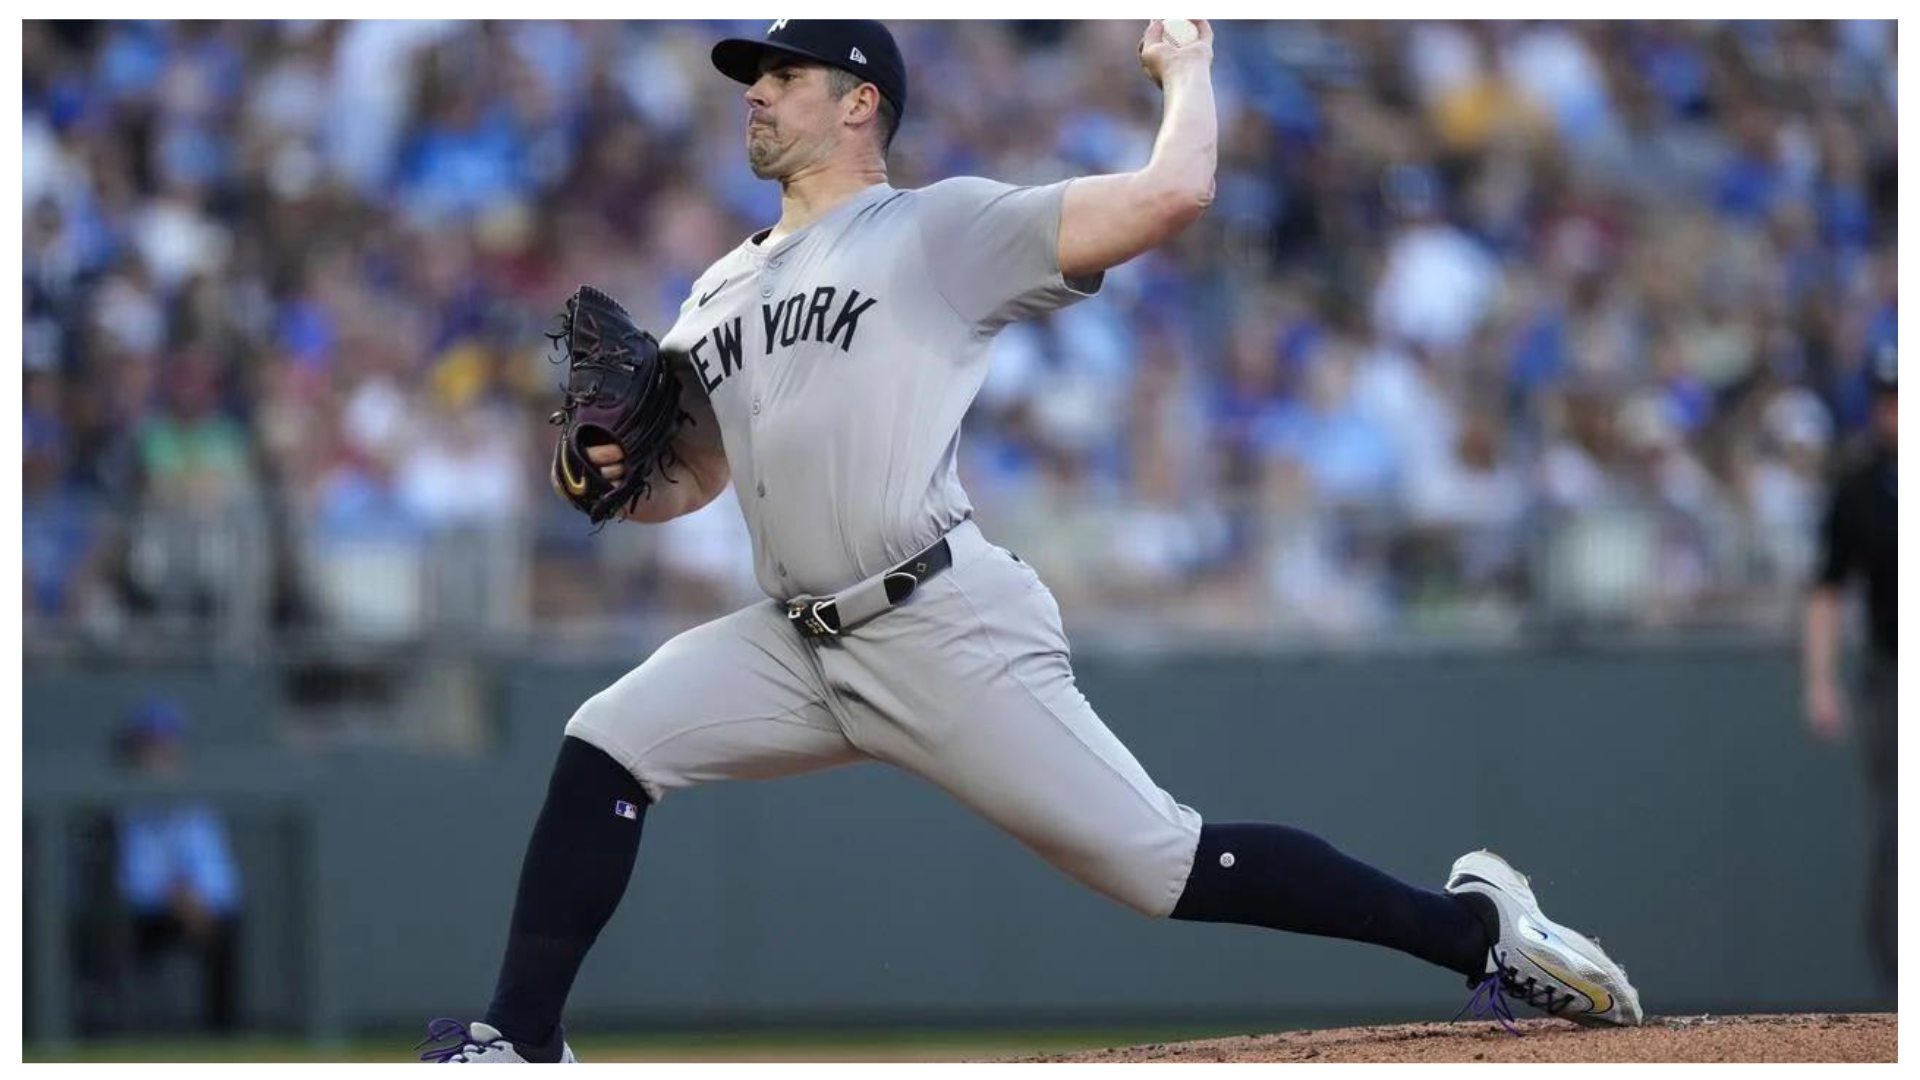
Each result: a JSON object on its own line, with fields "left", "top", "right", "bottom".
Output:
{"left": 1370, "top": 164, "right": 1499, "bottom": 357}
{"left": 1745, "top": 386, "right": 1833, "bottom": 582}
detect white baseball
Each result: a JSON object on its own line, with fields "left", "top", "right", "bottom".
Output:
{"left": 1162, "top": 19, "right": 1198, "bottom": 47}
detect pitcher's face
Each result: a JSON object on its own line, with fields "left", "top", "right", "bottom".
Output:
{"left": 743, "top": 58, "right": 840, "bottom": 180}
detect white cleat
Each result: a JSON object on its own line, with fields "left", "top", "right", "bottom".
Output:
{"left": 1445, "top": 850, "right": 1644, "bottom": 1028}
{"left": 416, "top": 1019, "right": 579, "bottom": 1063}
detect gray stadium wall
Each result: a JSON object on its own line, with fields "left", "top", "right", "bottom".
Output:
{"left": 23, "top": 642, "right": 1890, "bottom": 1043}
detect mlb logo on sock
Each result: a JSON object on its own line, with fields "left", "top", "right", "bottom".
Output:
{"left": 613, "top": 800, "right": 639, "bottom": 820}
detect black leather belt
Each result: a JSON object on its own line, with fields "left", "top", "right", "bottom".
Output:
{"left": 786, "top": 534, "right": 955, "bottom": 639}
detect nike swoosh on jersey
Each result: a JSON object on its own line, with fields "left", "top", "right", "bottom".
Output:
{"left": 698, "top": 279, "right": 729, "bottom": 307}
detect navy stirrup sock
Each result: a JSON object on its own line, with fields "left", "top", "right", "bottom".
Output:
{"left": 1171, "top": 822, "right": 1490, "bottom": 978}
{"left": 484, "top": 736, "right": 649, "bottom": 1058}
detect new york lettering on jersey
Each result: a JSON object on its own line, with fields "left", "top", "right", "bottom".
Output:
{"left": 684, "top": 286, "right": 882, "bottom": 394}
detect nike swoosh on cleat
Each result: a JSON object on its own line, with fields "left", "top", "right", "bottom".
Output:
{"left": 1523, "top": 949, "right": 1615, "bottom": 1014}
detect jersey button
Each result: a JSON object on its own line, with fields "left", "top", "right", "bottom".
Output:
{"left": 760, "top": 285, "right": 773, "bottom": 298}
{"left": 751, "top": 399, "right": 761, "bottom": 415}
{"left": 757, "top": 481, "right": 766, "bottom": 499}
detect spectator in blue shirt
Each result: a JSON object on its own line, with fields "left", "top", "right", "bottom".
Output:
{"left": 113, "top": 700, "right": 243, "bottom": 1032}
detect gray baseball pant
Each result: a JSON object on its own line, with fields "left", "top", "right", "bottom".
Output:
{"left": 565, "top": 520, "right": 1204, "bottom": 916}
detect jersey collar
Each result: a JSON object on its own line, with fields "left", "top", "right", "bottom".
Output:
{"left": 745, "top": 183, "right": 894, "bottom": 263}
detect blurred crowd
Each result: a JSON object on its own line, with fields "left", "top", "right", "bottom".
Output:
{"left": 22, "top": 19, "right": 1898, "bottom": 648}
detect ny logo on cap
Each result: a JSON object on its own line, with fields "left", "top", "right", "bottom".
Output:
{"left": 850, "top": 46, "right": 867, "bottom": 64}
{"left": 769, "top": 19, "right": 789, "bottom": 33}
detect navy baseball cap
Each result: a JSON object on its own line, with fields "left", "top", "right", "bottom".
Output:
{"left": 712, "top": 20, "right": 907, "bottom": 118}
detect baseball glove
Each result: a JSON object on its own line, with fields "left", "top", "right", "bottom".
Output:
{"left": 545, "top": 284, "right": 689, "bottom": 525}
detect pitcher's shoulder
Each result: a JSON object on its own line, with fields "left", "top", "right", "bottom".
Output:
{"left": 907, "top": 175, "right": 1017, "bottom": 206}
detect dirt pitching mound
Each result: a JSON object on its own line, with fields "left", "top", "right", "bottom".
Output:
{"left": 1012, "top": 1014, "right": 1895, "bottom": 1063}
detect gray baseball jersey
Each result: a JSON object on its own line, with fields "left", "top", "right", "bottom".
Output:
{"left": 569, "top": 177, "right": 1204, "bottom": 916}
{"left": 657, "top": 178, "right": 1103, "bottom": 600}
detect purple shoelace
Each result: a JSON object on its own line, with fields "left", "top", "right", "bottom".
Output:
{"left": 1454, "top": 970, "right": 1523, "bottom": 1037}
{"left": 416, "top": 1017, "right": 492, "bottom": 1063}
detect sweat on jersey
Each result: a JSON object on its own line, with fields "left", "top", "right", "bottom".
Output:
{"left": 658, "top": 178, "right": 1103, "bottom": 600}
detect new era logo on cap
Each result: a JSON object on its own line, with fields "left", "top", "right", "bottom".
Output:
{"left": 713, "top": 20, "right": 908, "bottom": 117}
{"left": 613, "top": 800, "right": 639, "bottom": 820}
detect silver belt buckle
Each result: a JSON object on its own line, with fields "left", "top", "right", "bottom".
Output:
{"left": 786, "top": 596, "right": 839, "bottom": 639}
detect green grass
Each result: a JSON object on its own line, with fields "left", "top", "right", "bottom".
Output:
{"left": 25, "top": 1024, "right": 1255, "bottom": 1063}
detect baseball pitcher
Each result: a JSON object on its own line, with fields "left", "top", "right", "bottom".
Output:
{"left": 418, "top": 20, "right": 1641, "bottom": 1063}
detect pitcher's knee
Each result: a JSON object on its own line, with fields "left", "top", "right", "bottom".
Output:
{"left": 563, "top": 693, "right": 664, "bottom": 803}
{"left": 1077, "top": 860, "right": 1188, "bottom": 918}
{"left": 563, "top": 688, "right": 619, "bottom": 744}
{"left": 1047, "top": 819, "right": 1203, "bottom": 919}
{"left": 1108, "top": 875, "right": 1185, "bottom": 919}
